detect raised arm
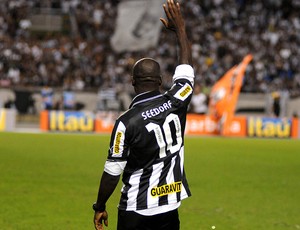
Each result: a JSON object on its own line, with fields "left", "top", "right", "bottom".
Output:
{"left": 160, "top": 0, "right": 193, "bottom": 66}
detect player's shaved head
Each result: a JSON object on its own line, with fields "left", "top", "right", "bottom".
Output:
{"left": 132, "top": 58, "right": 162, "bottom": 94}
{"left": 132, "top": 58, "right": 161, "bottom": 81}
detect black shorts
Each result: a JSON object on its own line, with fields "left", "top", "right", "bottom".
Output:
{"left": 117, "top": 209, "right": 180, "bottom": 230}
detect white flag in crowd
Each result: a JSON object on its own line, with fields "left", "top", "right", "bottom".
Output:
{"left": 111, "top": 0, "right": 165, "bottom": 53}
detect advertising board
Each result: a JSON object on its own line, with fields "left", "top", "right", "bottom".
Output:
{"left": 247, "top": 117, "right": 294, "bottom": 138}
{"left": 40, "top": 111, "right": 95, "bottom": 132}
{"left": 0, "top": 109, "right": 16, "bottom": 131}
{"left": 185, "top": 114, "right": 246, "bottom": 136}
{"left": 39, "top": 111, "right": 299, "bottom": 139}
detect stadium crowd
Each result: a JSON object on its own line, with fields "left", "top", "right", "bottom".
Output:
{"left": 0, "top": 0, "right": 300, "bottom": 100}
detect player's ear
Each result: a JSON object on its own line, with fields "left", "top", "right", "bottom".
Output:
{"left": 132, "top": 77, "right": 136, "bottom": 86}
{"left": 158, "top": 75, "right": 162, "bottom": 86}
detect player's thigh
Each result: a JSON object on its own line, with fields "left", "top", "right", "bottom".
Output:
{"left": 117, "top": 209, "right": 180, "bottom": 230}
{"left": 117, "top": 210, "right": 142, "bottom": 230}
{"left": 156, "top": 209, "right": 180, "bottom": 230}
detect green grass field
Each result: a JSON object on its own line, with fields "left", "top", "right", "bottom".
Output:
{"left": 0, "top": 132, "right": 299, "bottom": 230}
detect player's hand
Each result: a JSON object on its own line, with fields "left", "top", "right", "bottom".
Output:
{"left": 160, "top": 0, "right": 184, "bottom": 32}
{"left": 94, "top": 210, "right": 108, "bottom": 230}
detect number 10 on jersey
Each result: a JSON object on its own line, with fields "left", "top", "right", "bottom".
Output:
{"left": 146, "top": 113, "right": 183, "bottom": 158}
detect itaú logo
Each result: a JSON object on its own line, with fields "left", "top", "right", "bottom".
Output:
{"left": 248, "top": 117, "right": 291, "bottom": 138}
{"left": 49, "top": 111, "right": 94, "bottom": 132}
{"left": 150, "top": 182, "right": 182, "bottom": 197}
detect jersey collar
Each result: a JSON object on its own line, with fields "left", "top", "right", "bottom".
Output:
{"left": 129, "top": 90, "right": 162, "bottom": 109}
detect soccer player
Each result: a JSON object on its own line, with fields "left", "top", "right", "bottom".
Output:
{"left": 93, "top": 0, "right": 194, "bottom": 229}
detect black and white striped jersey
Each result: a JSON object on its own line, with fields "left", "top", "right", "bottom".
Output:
{"left": 104, "top": 64, "right": 195, "bottom": 212}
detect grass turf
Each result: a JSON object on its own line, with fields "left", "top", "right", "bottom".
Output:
{"left": 0, "top": 132, "right": 299, "bottom": 229}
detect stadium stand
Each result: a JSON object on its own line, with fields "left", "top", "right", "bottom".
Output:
{"left": 0, "top": 0, "right": 299, "bottom": 117}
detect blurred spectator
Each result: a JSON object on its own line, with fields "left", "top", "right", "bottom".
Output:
{"left": 41, "top": 85, "right": 54, "bottom": 110}
{"left": 272, "top": 91, "right": 281, "bottom": 117}
{"left": 62, "top": 89, "right": 75, "bottom": 110}
{"left": 189, "top": 83, "right": 208, "bottom": 115}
